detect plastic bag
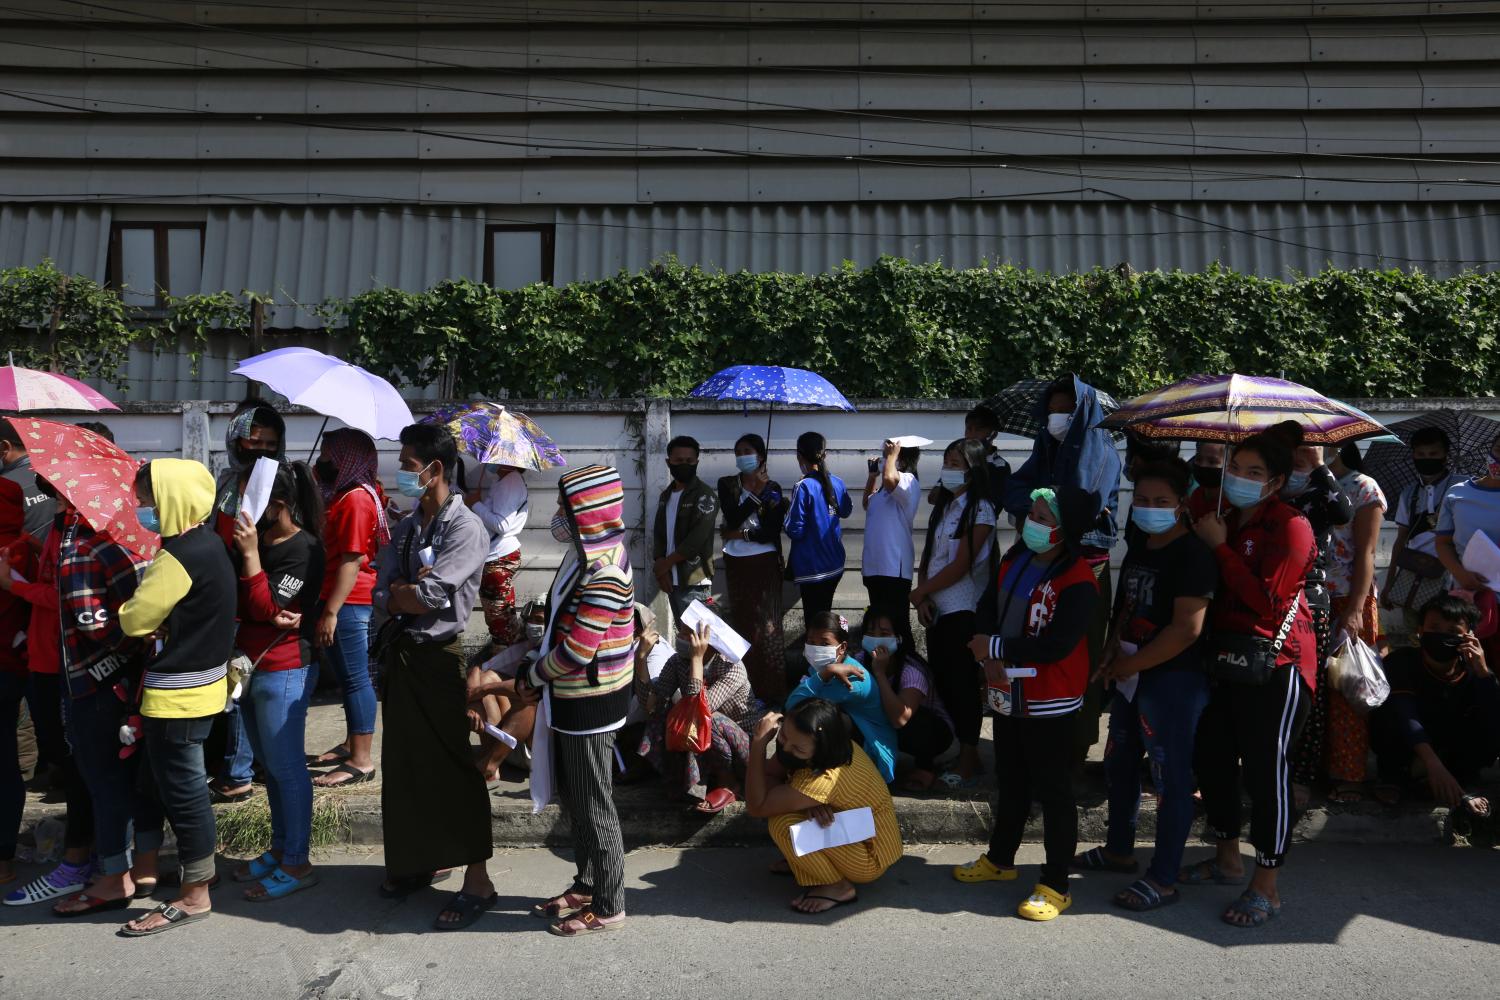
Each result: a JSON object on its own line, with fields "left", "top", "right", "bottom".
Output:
{"left": 1326, "top": 633, "right": 1390, "bottom": 714}
{"left": 665, "top": 689, "right": 713, "bottom": 754}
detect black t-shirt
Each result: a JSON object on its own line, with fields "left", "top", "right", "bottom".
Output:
{"left": 1114, "top": 531, "right": 1218, "bottom": 672}
{"left": 258, "top": 529, "right": 324, "bottom": 666}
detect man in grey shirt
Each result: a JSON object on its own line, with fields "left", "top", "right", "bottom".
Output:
{"left": 1, "top": 418, "right": 56, "bottom": 544}
{"left": 375, "top": 421, "right": 496, "bottom": 932}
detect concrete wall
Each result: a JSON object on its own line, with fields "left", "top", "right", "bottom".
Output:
{"left": 69, "top": 396, "right": 1500, "bottom": 622}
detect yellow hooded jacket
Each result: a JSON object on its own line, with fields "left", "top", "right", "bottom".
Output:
{"left": 119, "top": 459, "right": 238, "bottom": 718}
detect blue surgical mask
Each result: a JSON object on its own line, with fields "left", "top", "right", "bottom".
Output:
{"left": 1021, "top": 516, "right": 1059, "bottom": 553}
{"left": 1283, "top": 470, "right": 1311, "bottom": 496}
{"left": 1222, "top": 471, "right": 1269, "bottom": 509}
{"left": 396, "top": 461, "right": 434, "bottom": 498}
{"left": 735, "top": 454, "right": 760, "bottom": 474}
{"left": 1131, "top": 506, "right": 1179, "bottom": 535}
{"left": 135, "top": 506, "right": 160, "bottom": 534}
{"left": 861, "top": 635, "right": 899, "bottom": 654}
{"left": 939, "top": 468, "right": 967, "bottom": 491}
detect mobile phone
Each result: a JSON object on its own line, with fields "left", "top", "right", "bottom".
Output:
{"left": 867, "top": 458, "right": 879, "bottom": 474}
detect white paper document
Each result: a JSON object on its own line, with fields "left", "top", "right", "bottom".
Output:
{"left": 482, "top": 641, "right": 533, "bottom": 677}
{"left": 1462, "top": 529, "right": 1500, "bottom": 587}
{"left": 530, "top": 691, "right": 554, "bottom": 815}
{"left": 482, "top": 723, "right": 518, "bottom": 750}
{"left": 888, "top": 435, "right": 933, "bottom": 449}
{"left": 241, "top": 457, "right": 279, "bottom": 525}
{"left": 679, "top": 599, "right": 751, "bottom": 664}
{"left": 1115, "top": 641, "right": 1140, "bottom": 703}
{"left": 789, "top": 806, "right": 877, "bottom": 857}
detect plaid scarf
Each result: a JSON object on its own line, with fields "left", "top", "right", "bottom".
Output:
{"left": 320, "top": 427, "right": 390, "bottom": 545}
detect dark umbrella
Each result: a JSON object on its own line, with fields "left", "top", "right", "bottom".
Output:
{"left": 982, "top": 378, "right": 1121, "bottom": 440}
{"left": 1363, "top": 408, "right": 1500, "bottom": 510}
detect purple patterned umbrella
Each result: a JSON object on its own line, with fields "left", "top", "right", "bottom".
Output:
{"left": 421, "top": 402, "right": 565, "bottom": 471}
{"left": 1100, "top": 373, "right": 1388, "bottom": 444}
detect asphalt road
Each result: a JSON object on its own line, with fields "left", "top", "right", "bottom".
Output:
{"left": 1, "top": 843, "right": 1497, "bottom": 1000}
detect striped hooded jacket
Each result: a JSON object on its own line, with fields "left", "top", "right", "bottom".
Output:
{"left": 527, "top": 465, "right": 636, "bottom": 732}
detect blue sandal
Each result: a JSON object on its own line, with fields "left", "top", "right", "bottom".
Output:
{"left": 233, "top": 852, "right": 279, "bottom": 884}
{"left": 1177, "top": 859, "right": 1247, "bottom": 886}
{"left": 936, "top": 771, "right": 980, "bottom": 790}
{"left": 246, "top": 867, "right": 320, "bottom": 902}
{"left": 1223, "top": 890, "right": 1280, "bottom": 928}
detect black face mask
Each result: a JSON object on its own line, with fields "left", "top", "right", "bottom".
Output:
{"left": 1193, "top": 465, "right": 1223, "bottom": 489}
{"left": 1420, "top": 632, "right": 1464, "bottom": 663}
{"left": 1413, "top": 457, "right": 1447, "bottom": 478}
{"left": 776, "top": 747, "right": 812, "bottom": 773}
{"left": 668, "top": 462, "right": 698, "bottom": 485}
{"left": 256, "top": 502, "right": 282, "bottom": 534}
{"left": 314, "top": 460, "right": 338, "bottom": 486}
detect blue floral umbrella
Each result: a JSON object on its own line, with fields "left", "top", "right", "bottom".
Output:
{"left": 689, "top": 365, "right": 856, "bottom": 445}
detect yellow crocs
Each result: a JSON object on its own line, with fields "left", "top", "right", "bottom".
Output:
{"left": 952, "top": 855, "right": 1019, "bottom": 884}
{"left": 1017, "top": 884, "right": 1072, "bottom": 921}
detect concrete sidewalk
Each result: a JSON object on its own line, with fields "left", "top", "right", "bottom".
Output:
{"left": 19, "top": 698, "right": 1483, "bottom": 853}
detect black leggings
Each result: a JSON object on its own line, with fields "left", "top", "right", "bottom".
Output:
{"left": 987, "top": 712, "right": 1078, "bottom": 895}
{"left": 798, "top": 576, "right": 841, "bottom": 622}
{"left": 1195, "top": 665, "right": 1311, "bottom": 869}
{"left": 898, "top": 706, "right": 954, "bottom": 772}
{"left": 928, "top": 611, "right": 981, "bottom": 747}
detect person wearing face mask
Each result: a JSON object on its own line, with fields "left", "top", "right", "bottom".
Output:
{"left": 227, "top": 461, "right": 325, "bottom": 902}
{"left": 716, "top": 433, "right": 787, "bottom": 701}
{"left": 783, "top": 431, "right": 853, "bottom": 626}
{"left": 652, "top": 435, "right": 718, "bottom": 630}
{"left": 911, "top": 439, "right": 996, "bottom": 787}
{"left": 1185, "top": 420, "right": 1317, "bottom": 930}
{"left": 1187, "top": 441, "right": 1226, "bottom": 519}
{"left": 307, "top": 428, "right": 388, "bottom": 788}
{"left": 1383, "top": 427, "right": 1466, "bottom": 637}
{"left": 1318, "top": 441, "right": 1388, "bottom": 804}
{"left": 746, "top": 698, "right": 902, "bottom": 915}
{"left": 1074, "top": 459, "right": 1216, "bottom": 914}
{"left": 957, "top": 485, "right": 1099, "bottom": 923}
{"left": 117, "top": 458, "right": 237, "bottom": 937}
{"left": 963, "top": 404, "right": 1011, "bottom": 505}
{"left": 1003, "top": 375, "right": 1124, "bottom": 769}
{"left": 1280, "top": 443, "right": 1353, "bottom": 806}
{"left": 857, "top": 608, "right": 953, "bottom": 792}
{"left": 861, "top": 437, "right": 921, "bottom": 648}
{"left": 785, "top": 612, "right": 899, "bottom": 784}
{"left": 1368, "top": 595, "right": 1498, "bottom": 817}
{"left": 636, "top": 616, "right": 765, "bottom": 813}
{"left": 377, "top": 422, "right": 494, "bottom": 930}
{"left": 1435, "top": 430, "right": 1500, "bottom": 612}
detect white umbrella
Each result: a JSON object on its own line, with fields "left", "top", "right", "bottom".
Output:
{"left": 232, "top": 347, "right": 414, "bottom": 441}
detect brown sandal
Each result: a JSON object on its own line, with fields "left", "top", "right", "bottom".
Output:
{"left": 548, "top": 906, "right": 624, "bottom": 937}
{"left": 531, "top": 890, "right": 591, "bottom": 919}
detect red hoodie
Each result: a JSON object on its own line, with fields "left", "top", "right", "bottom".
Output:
{"left": 12, "top": 512, "right": 61, "bottom": 676}
{"left": 0, "top": 480, "right": 38, "bottom": 675}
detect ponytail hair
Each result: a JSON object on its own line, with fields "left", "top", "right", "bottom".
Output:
{"left": 796, "top": 431, "right": 838, "bottom": 511}
{"left": 271, "top": 460, "right": 325, "bottom": 536}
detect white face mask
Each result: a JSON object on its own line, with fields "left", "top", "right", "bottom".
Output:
{"left": 804, "top": 644, "right": 841, "bottom": 670}
{"left": 1047, "top": 412, "right": 1073, "bottom": 441}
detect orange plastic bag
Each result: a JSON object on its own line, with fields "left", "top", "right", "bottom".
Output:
{"left": 665, "top": 689, "right": 712, "bottom": 754}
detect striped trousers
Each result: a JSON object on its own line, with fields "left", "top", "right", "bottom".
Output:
{"left": 555, "top": 730, "right": 627, "bottom": 916}
{"left": 1194, "top": 664, "right": 1311, "bottom": 869}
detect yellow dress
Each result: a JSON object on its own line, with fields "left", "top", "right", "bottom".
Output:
{"left": 769, "top": 744, "right": 903, "bottom": 886}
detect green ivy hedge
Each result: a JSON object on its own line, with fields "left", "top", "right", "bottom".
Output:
{"left": 4, "top": 257, "right": 1498, "bottom": 400}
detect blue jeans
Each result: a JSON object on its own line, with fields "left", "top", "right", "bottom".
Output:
{"left": 217, "top": 701, "right": 255, "bottom": 787}
{"left": 241, "top": 666, "right": 314, "bottom": 867}
{"left": 1103, "top": 668, "right": 1210, "bottom": 888}
{"left": 0, "top": 672, "right": 24, "bottom": 862}
{"left": 324, "top": 603, "right": 376, "bottom": 736}
{"left": 135, "top": 714, "right": 218, "bottom": 885}
{"left": 67, "top": 690, "right": 142, "bottom": 875}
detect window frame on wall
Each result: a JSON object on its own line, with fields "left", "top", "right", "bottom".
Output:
{"left": 482, "top": 224, "right": 556, "bottom": 288}
{"left": 107, "top": 221, "right": 206, "bottom": 309}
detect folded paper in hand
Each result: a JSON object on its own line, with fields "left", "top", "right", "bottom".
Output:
{"left": 1114, "top": 641, "right": 1140, "bottom": 703}
{"left": 241, "top": 457, "right": 279, "bottom": 525}
{"left": 680, "top": 600, "right": 751, "bottom": 664}
{"left": 789, "top": 806, "right": 877, "bottom": 857}
{"left": 1461, "top": 529, "right": 1500, "bottom": 588}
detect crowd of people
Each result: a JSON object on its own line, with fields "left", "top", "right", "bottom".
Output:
{"left": 0, "top": 373, "right": 1497, "bottom": 938}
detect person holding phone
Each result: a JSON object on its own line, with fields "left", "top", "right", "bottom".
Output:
{"left": 862, "top": 439, "right": 921, "bottom": 642}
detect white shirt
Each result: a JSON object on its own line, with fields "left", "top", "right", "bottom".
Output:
{"left": 927, "top": 492, "right": 997, "bottom": 618}
{"left": 471, "top": 469, "right": 529, "bottom": 561}
{"left": 863, "top": 471, "right": 920, "bottom": 579}
{"left": 1395, "top": 472, "right": 1466, "bottom": 558}
{"left": 665, "top": 488, "right": 683, "bottom": 586}
{"left": 723, "top": 486, "right": 778, "bottom": 559}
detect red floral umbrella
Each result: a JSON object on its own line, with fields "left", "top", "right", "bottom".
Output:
{"left": 17, "top": 417, "right": 159, "bottom": 559}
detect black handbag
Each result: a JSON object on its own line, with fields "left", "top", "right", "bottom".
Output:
{"left": 1208, "top": 592, "right": 1302, "bottom": 686}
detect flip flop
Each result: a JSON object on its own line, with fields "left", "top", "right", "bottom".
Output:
{"left": 305, "top": 745, "right": 352, "bottom": 767}
{"left": 1113, "top": 879, "right": 1181, "bottom": 913}
{"left": 792, "top": 892, "right": 858, "bottom": 915}
{"left": 433, "top": 890, "right": 497, "bottom": 931}
{"left": 118, "top": 902, "right": 211, "bottom": 937}
{"left": 313, "top": 763, "right": 376, "bottom": 788}
{"left": 1072, "top": 847, "right": 1140, "bottom": 874}
{"left": 53, "top": 893, "right": 132, "bottom": 918}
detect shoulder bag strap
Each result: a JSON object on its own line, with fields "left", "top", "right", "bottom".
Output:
{"left": 1268, "top": 591, "right": 1303, "bottom": 655}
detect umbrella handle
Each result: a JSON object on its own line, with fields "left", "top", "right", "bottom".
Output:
{"left": 308, "top": 415, "right": 329, "bottom": 462}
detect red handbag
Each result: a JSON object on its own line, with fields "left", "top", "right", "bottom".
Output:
{"left": 665, "top": 689, "right": 713, "bottom": 754}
